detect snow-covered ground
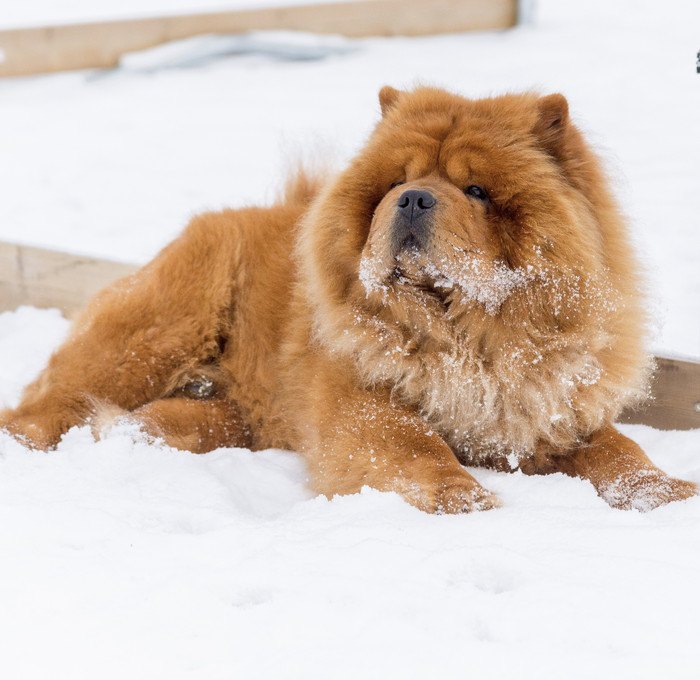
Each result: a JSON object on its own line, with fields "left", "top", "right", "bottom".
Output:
{"left": 1, "top": 306, "right": 700, "bottom": 679}
{"left": 1, "top": 1, "right": 700, "bottom": 678}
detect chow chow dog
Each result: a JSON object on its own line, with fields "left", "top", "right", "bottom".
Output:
{"left": 2, "top": 86, "right": 696, "bottom": 513}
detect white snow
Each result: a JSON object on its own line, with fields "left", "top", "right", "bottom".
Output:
{"left": 0, "top": 0, "right": 346, "bottom": 29}
{"left": 1, "top": 306, "right": 700, "bottom": 679}
{"left": 424, "top": 254, "right": 533, "bottom": 315}
{"left": 118, "top": 32, "right": 355, "bottom": 73}
{"left": 1, "top": 1, "right": 700, "bottom": 677}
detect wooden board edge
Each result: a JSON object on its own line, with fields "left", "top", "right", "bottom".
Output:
{"left": 619, "top": 357, "right": 700, "bottom": 431}
{"left": 0, "top": 0, "right": 518, "bottom": 77}
{"left": 0, "top": 241, "right": 137, "bottom": 318}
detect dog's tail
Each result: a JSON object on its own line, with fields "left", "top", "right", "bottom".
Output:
{"left": 281, "top": 167, "right": 327, "bottom": 206}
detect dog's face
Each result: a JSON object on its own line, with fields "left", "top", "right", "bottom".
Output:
{"left": 354, "top": 87, "right": 611, "bottom": 327}
{"left": 301, "top": 85, "right": 637, "bottom": 354}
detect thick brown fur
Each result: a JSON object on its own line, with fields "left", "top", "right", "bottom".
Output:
{"left": 1, "top": 87, "right": 695, "bottom": 513}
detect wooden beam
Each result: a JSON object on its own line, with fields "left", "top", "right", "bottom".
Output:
{"left": 619, "top": 357, "right": 700, "bottom": 431}
{"left": 0, "top": 241, "right": 136, "bottom": 318}
{"left": 0, "top": 0, "right": 518, "bottom": 78}
{"left": 0, "top": 239, "right": 696, "bottom": 431}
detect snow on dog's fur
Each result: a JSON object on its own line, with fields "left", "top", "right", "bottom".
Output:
{"left": 2, "top": 87, "right": 695, "bottom": 512}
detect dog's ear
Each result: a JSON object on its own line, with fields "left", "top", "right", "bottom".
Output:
{"left": 533, "top": 93, "right": 570, "bottom": 156}
{"left": 379, "top": 86, "right": 403, "bottom": 117}
{"left": 534, "top": 93, "right": 597, "bottom": 193}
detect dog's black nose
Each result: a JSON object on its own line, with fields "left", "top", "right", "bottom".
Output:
{"left": 392, "top": 189, "right": 436, "bottom": 253}
{"left": 397, "top": 189, "right": 436, "bottom": 216}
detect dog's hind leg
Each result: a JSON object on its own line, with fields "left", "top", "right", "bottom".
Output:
{"left": 1, "top": 212, "right": 243, "bottom": 449}
{"left": 95, "top": 397, "right": 251, "bottom": 454}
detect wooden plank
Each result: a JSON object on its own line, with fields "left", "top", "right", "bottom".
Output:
{"left": 0, "top": 0, "right": 518, "bottom": 77}
{"left": 619, "top": 357, "right": 700, "bottom": 431}
{"left": 1, "top": 239, "right": 696, "bottom": 431}
{"left": 0, "top": 241, "right": 137, "bottom": 318}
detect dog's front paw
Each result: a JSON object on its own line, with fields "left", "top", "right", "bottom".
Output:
{"left": 600, "top": 470, "right": 697, "bottom": 511}
{"left": 397, "top": 474, "right": 501, "bottom": 514}
{"left": 435, "top": 479, "right": 502, "bottom": 514}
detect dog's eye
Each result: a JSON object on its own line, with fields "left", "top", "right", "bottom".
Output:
{"left": 390, "top": 180, "right": 405, "bottom": 190}
{"left": 464, "top": 185, "right": 489, "bottom": 201}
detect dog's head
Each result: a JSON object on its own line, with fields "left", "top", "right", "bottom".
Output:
{"left": 299, "top": 86, "right": 644, "bottom": 364}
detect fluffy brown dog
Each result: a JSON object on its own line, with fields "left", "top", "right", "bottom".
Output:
{"left": 2, "top": 86, "right": 696, "bottom": 513}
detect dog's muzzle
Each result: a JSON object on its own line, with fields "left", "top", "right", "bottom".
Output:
{"left": 391, "top": 189, "right": 436, "bottom": 254}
